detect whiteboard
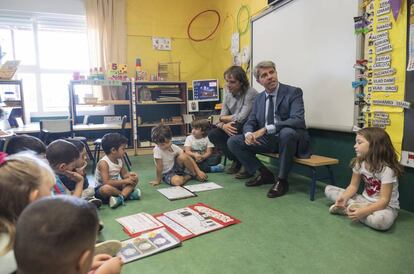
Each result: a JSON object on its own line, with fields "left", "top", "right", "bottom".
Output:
{"left": 251, "top": 0, "right": 358, "bottom": 132}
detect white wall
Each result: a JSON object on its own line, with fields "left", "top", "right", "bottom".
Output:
{"left": 0, "top": 0, "right": 85, "bottom": 15}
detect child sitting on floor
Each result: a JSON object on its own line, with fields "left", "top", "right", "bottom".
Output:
{"left": 184, "top": 119, "right": 223, "bottom": 173}
{"left": 5, "top": 134, "right": 46, "bottom": 156}
{"left": 325, "top": 127, "right": 403, "bottom": 231}
{"left": 46, "top": 139, "right": 84, "bottom": 198}
{"left": 14, "top": 196, "right": 123, "bottom": 274}
{"left": 95, "top": 133, "right": 140, "bottom": 209}
{"left": 0, "top": 152, "right": 55, "bottom": 274}
{"left": 150, "top": 124, "right": 207, "bottom": 186}
{"left": 64, "top": 139, "right": 102, "bottom": 207}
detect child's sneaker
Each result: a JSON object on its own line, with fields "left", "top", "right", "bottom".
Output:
{"left": 88, "top": 197, "right": 103, "bottom": 209}
{"left": 209, "top": 164, "right": 224, "bottom": 173}
{"left": 94, "top": 240, "right": 122, "bottom": 256}
{"left": 127, "top": 188, "right": 141, "bottom": 200}
{"left": 329, "top": 204, "right": 347, "bottom": 215}
{"left": 109, "top": 195, "right": 124, "bottom": 209}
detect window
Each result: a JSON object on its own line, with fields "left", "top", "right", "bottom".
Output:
{"left": 0, "top": 11, "right": 107, "bottom": 117}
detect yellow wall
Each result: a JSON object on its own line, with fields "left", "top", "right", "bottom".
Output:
{"left": 126, "top": 0, "right": 267, "bottom": 87}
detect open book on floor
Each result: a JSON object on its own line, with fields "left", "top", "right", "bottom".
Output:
{"left": 117, "top": 203, "right": 241, "bottom": 241}
{"left": 157, "top": 186, "right": 197, "bottom": 201}
{"left": 95, "top": 228, "right": 181, "bottom": 263}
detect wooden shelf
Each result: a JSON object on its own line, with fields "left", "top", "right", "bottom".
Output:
{"left": 139, "top": 122, "right": 184, "bottom": 127}
{"left": 77, "top": 100, "right": 130, "bottom": 106}
{"left": 137, "top": 101, "right": 185, "bottom": 105}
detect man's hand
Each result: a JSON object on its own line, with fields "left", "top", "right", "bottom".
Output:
{"left": 222, "top": 122, "right": 238, "bottom": 136}
{"left": 245, "top": 128, "right": 266, "bottom": 145}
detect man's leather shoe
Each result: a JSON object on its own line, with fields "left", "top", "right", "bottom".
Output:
{"left": 245, "top": 173, "right": 274, "bottom": 187}
{"left": 226, "top": 161, "right": 241, "bottom": 174}
{"left": 267, "top": 180, "right": 289, "bottom": 198}
{"left": 234, "top": 166, "right": 254, "bottom": 179}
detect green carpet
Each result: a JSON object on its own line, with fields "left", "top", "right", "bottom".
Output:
{"left": 97, "top": 155, "right": 414, "bottom": 274}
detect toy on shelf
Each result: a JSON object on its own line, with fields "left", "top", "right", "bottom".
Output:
{"left": 107, "top": 63, "right": 128, "bottom": 81}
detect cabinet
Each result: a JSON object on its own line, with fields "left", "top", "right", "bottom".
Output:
{"left": 0, "top": 79, "right": 26, "bottom": 124}
{"left": 135, "top": 81, "right": 188, "bottom": 147}
{"left": 68, "top": 80, "right": 133, "bottom": 144}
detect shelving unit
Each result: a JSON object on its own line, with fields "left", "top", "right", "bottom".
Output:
{"left": 135, "top": 81, "right": 188, "bottom": 147}
{"left": 0, "top": 79, "right": 26, "bottom": 124}
{"left": 68, "top": 80, "right": 134, "bottom": 144}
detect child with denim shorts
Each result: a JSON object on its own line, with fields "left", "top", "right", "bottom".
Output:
{"left": 150, "top": 124, "right": 207, "bottom": 186}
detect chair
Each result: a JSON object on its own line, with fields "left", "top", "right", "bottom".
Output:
{"left": 92, "top": 115, "right": 132, "bottom": 173}
{"left": 39, "top": 119, "right": 94, "bottom": 160}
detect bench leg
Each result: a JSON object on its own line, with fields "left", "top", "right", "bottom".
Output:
{"left": 309, "top": 167, "right": 317, "bottom": 201}
{"left": 326, "top": 165, "right": 336, "bottom": 186}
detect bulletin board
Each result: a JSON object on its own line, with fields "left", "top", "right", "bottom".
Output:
{"left": 251, "top": 0, "right": 359, "bottom": 132}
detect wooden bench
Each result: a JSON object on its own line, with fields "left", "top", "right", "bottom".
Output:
{"left": 259, "top": 153, "right": 339, "bottom": 201}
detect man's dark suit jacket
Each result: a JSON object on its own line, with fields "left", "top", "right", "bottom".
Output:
{"left": 243, "top": 83, "right": 311, "bottom": 158}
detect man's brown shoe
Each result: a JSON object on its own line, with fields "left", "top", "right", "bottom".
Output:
{"left": 226, "top": 161, "right": 241, "bottom": 174}
{"left": 245, "top": 173, "right": 274, "bottom": 187}
{"left": 234, "top": 166, "right": 254, "bottom": 179}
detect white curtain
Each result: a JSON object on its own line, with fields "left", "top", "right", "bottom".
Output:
{"left": 85, "top": 0, "right": 126, "bottom": 99}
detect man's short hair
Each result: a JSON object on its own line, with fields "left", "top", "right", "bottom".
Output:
{"left": 5, "top": 134, "right": 46, "bottom": 155}
{"left": 101, "top": 133, "right": 128, "bottom": 155}
{"left": 14, "top": 196, "right": 98, "bottom": 274}
{"left": 253, "top": 61, "right": 276, "bottom": 81}
{"left": 151, "top": 124, "right": 172, "bottom": 144}
{"left": 191, "top": 119, "right": 210, "bottom": 137}
{"left": 223, "top": 65, "right": 250, "bottom": 93}
{"left": 46, "top": 139, "right": 80, "bottom": 167}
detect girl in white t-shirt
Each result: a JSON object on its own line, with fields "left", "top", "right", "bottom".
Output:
{"left": 325, "top": 127, "right": 403, "bottom": 231}
{"left": 184, "top": 119, "right": 223, "bottom": 173}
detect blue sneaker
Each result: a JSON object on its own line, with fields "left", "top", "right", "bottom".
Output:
{"left": 210, "top": 164, "right": 224, "bottom": 173}
{"left": 128, "top": 188, "right": 141, "bottom": 200}
{"left": 109, "top": 195, "right": 124, "bottom": 209}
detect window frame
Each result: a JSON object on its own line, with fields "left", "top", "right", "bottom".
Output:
{"left": 0, "top": 11, "right": 112, "bottom": 118}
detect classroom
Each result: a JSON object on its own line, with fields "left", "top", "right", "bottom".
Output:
{"left": 0, "top": 0, "right": 414, "bottom": 273}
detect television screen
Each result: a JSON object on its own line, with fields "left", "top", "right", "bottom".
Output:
{"left": 192, "top": 79, "right": 219, "bottom": 102}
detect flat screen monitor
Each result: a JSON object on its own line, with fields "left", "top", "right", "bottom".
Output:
{"left": 192, "top": 79, "right": 219, "bottom": 102}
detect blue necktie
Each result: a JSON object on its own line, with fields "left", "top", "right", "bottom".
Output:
{"left": 267, "top": 94, "right": 274, "bottom": 125}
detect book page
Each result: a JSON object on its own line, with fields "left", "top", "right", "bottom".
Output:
{"left": 118, "top": 228, "right": 181, "bottom": 263}
{"left": 116, "top": 213, "right": 164, "bottom": 234}
{"left": 157, "top": 186, "right": 196, "bottom": 200}
{"left": 184, "top": 182, "right": 223, "bottom": 193}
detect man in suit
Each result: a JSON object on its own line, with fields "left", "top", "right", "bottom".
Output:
{"left": 228, "top": 61, "right": 311, "bottom": 198}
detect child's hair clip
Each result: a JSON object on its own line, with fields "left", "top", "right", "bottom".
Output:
{"left": 0, "top": 152, "right": 8, "bottom": 166}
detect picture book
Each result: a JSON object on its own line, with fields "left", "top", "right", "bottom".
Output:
{"left": 116, "top": 213, "right": 164, "bottom": 235}
{"left": 118, "top": 203, "right": 241, "bottom": 241}
{"left": 183, "top": 182, "right": 223, "bottom": 193}
{"left": 157, "top": 186, "right": 196, "bottom": 201}
{"left": 117, "top": 227, "right": 181, "bottom": 263}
